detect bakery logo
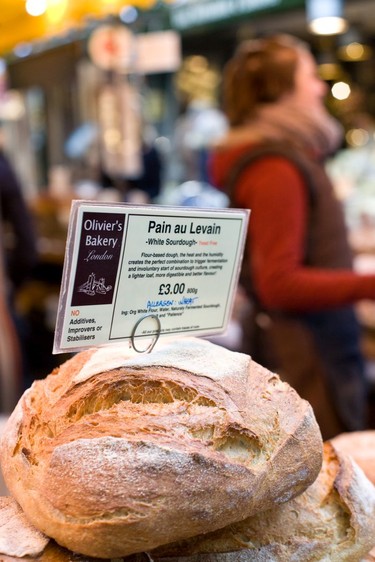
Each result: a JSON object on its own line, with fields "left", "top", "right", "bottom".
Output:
{"left": 71, "top": 211, "right": 125, "bottom": 306}
{"left": 78, "top": 273, "right": 112, "bottom": 296}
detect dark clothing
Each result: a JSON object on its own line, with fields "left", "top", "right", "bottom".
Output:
{"left": 0, "top": 151, "right": 38, "bottom": 401}
{"left": 0, "top": 151, "right": 38, "bottom": 289}
{"left": 127, "top": 145, "right": 162, "bottom": 201}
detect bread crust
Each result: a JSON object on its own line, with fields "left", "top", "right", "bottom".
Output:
{"left": 0, "top": 496, "right": 142, "bottom": 562}
{"left": 364, "top": 549, "right": 375, "bottom": 562}
{"left": 0, "top": 496, "right": 49, "bottom": 557}
{"left": 0, "top": 338, "right": 322, "bottom": 558}
{"left": 153, "top": 442, "right": 375, "bottom": 562}
{"left": 332, "top": 430, "right": 375, "bottom": 484}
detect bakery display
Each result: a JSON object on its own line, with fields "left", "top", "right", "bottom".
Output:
{"left": 0, "top": 337, "right": 322, "bottom": 558}
{"left": 153, "top": 441, "right": 375, "bottom": 561}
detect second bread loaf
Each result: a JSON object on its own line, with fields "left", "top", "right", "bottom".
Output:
{"left": 153, "top": 441, "right": 375, "bottom": 562}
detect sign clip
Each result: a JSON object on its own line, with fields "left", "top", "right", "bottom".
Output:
{"left": 130, "top": 313, "right": 161, "bottom": 353}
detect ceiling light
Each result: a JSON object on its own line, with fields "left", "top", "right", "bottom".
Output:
{"left": 26, "top": 0, "right": 47, "bottom": 17}
{"left": 306, "top": 0, "right": 348, "bottom": 35}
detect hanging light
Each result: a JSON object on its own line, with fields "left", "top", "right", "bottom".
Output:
{"left": 306, "top": 0, "right": 348, "bottom": 35}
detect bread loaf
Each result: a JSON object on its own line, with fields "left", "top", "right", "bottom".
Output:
{"left": 153, "top": 441, "right": 375, "bottom": 562}
{"left": 0, "top": 338, "right": 322, "bottom": 558}
{"left": 332, "top": 430, "right": 375, "bottom": 484}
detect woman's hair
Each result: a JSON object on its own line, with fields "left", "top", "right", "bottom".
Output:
{"left": 223, "top": 34, "right": 308, "bottom": 126}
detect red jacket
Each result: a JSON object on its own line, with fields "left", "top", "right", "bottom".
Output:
{"left": 209, "top": 142, "right": 375, "bottom": 312}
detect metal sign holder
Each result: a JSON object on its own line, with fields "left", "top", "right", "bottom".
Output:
{"left": 130, "top": 313, "right": 161, "bottom": 354}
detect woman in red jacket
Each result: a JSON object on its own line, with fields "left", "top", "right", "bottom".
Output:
{"left": 209, "top": 34, "right": 375, "bottom": 439}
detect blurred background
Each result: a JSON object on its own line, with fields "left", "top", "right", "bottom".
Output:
{"left": 1, "top": 0, "right": 375, "bottom": 387}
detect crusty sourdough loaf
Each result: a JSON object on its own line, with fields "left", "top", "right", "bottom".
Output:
{"left": 0, "top": 338, "right": 322, "bottom": 558}
{"left": 153, "top": 442, "right": 375, "bottom": 562}
{"left": 332, "top": 430, "right": 375, "bottom": 484}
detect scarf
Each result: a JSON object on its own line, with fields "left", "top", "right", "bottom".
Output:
{"left": 219, "top": 101, "right": 343, "bottom": 160}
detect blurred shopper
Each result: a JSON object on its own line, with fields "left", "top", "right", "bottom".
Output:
{"left": 0, "top": 150, "right": 37, "bottom": 291}
{"left": 172, "top": 55, "right": 228, "bottom": 185}
{"left": 0, "top": 239, "right": 23, "bottom": 412}
{"left": 0, "top": 139, "right": 38, "bottom": 404}
{"left": 173, "top": 98, "right": 228, "bottom": 183}
{"left": 126, "top": 140, "right": 163, "bottom": 202}
{"left": 209, "top": 34, "right": 375, "bottom": 439}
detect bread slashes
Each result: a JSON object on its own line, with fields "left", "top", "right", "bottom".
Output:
{"left": 0, "top": 338, "right": 322, "bottom": 558}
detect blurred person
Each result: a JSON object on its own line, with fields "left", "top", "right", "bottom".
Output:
{"left": 126, "top": 140, "right": 163, "bottom": 202}
{"left": 0, "top": 135, "right": 38, "bottom": 400}
{"left": 209, "top": 34, "right": 375, "bottom": 439}
{"left": 173, "top": 98, "right": 228, "bottom": 183}
{"left": 172, "top": 55, "right": 228, "bottom": 184}
{"left": 0, "top": 126, "right": 37, "bottom": 290}
{"left": 0, "top": 238, "right": 23, "bottom": 412}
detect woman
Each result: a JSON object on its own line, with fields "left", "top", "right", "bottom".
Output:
{"left": 209, "top": 35, "right": 375, "bottom": 439}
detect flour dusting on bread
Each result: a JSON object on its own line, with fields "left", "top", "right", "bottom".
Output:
{"left": 73, "top": 338, "right": 251, "bottom": 385}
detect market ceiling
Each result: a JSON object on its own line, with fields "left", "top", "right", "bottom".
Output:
{"left": 0, "top": 0, "right": 173, "bottom": 57}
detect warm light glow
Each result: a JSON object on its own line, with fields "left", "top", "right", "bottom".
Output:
{"left": 308, "top": 16, "right": 348, "bottom": 35}
{"left": 338, "top": 42, "right": 372, "bottom": 62}
{"left": 346, "top": 128, "right": 370, "bottom": 147}
{"left": 347, "top": 42, "right": 365, "bottom": 59}
{"left": 331, "top": 81, "right": 351, "bottom": 100}
{"left": 26, "top": 0, "right": 47, "bottom": 17}
{"left": 0, "top": 0, "right": 172, "bottom": 56}
{"left": 318, "top": 62, "right": 342, "bottom": 81}
{"left": 46, "top": 0, "right": 69, "bottom": 26}
{"left": 0, "top": 91, "right": 26, "bottom": 120}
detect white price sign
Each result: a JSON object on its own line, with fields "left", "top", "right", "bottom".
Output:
{"left": 54, "top": 201, "right": 249, "bottom": 353}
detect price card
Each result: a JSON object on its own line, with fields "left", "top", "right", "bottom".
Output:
{"left": 53, "top": 201, "right": 249, "bottom": 353}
